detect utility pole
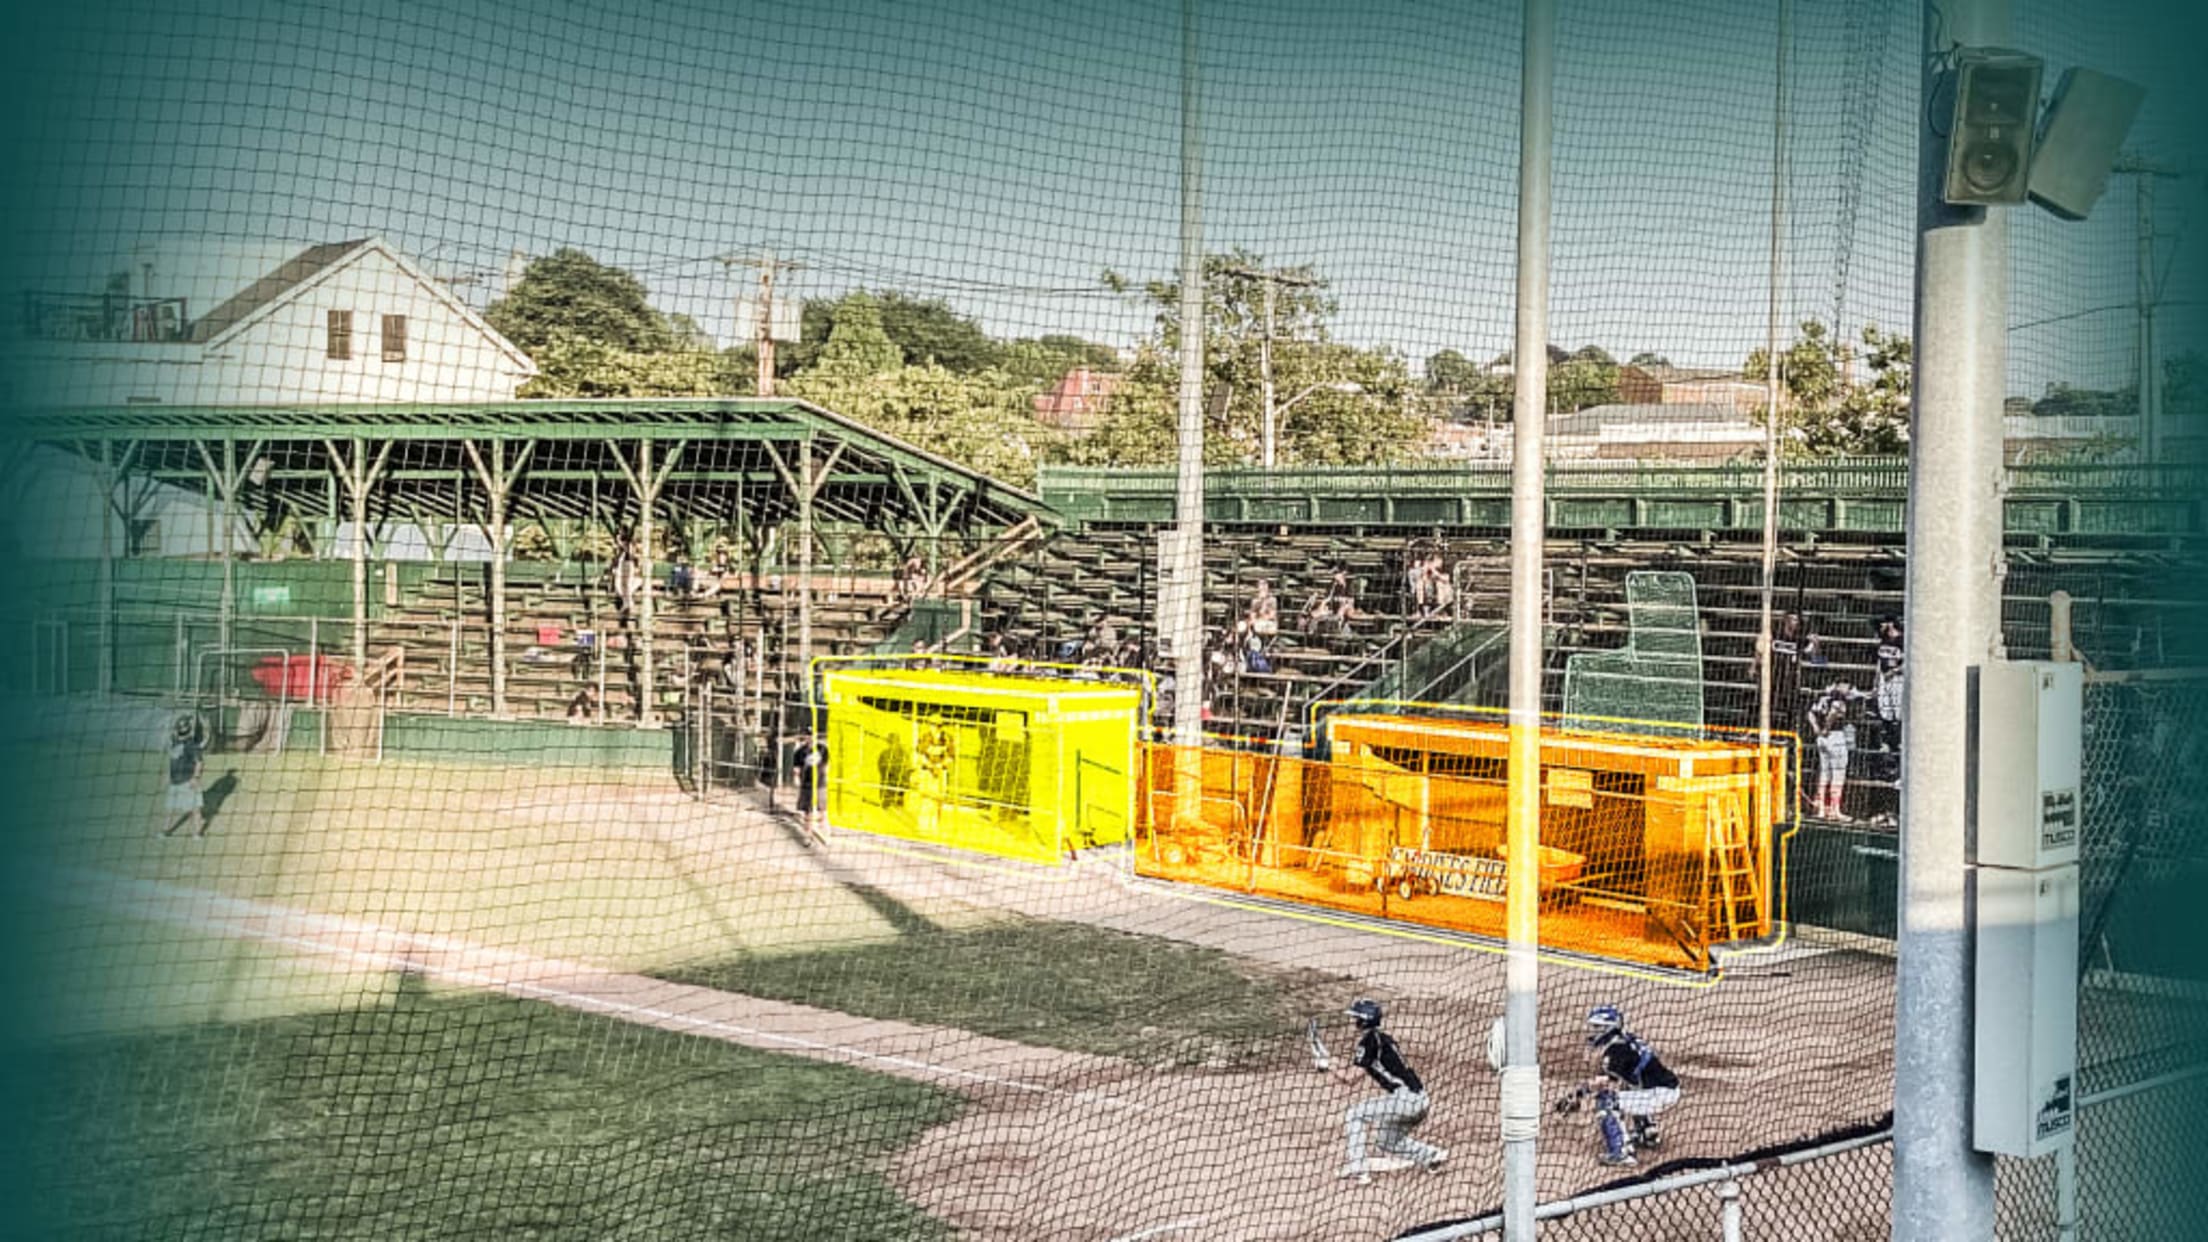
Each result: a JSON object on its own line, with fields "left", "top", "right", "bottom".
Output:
{"left": 2113, "top": 157, "right": 2182, "bottom": 463}
{"left": 1893, "top": 0, "right": 2008, "bottom": 1235}
{"left": 722, "top": 252, "right": 803, "bottom": 397}
{"left": 1223, "top": 265, "right": 1317, "bottom": 468}
{"left": 1501, "top": 0, "right": 1554, "bottom": 1237}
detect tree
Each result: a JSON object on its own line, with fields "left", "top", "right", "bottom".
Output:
{"left": 667, "top": 313, "right": 715, "bottom": 352}
{"left": 874, "top": 291, "right": 1000, "bottom": 373}
{"left": 789, "top": 361, "right": 1057, "bottom": 488}
{"left": 998, "top": 335, "right": 1121, "bottom": 390}
{"left": 1743, "top": 319, "right": 1911, "bottom": 456}
{"left": 1081, "top": 250, "right": 1430, "bottom": 467}
{"left": 2160, "top": 349, "right": 2204, "bottom": 420}
{"left": 518, "top": 333, "right": 721, "bottom": 398}
{"left": 486, "top": 248, "right": 672, "bottom": 353}
{"left": 1425, "top": 349, "right": 1482, "bottom": 395}
{"left": 1628, "top": 351, "right": 1671, "bottom": 368}
{"left": 810, "top": 292, "right": 903, "bottom": 382}
{"left": 2031, "top": 382, "right": 2136, "bottom": 420}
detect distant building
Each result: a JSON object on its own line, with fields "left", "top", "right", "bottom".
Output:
{"left": 1428, "top": 421, "right": 1501, "bottom": 460}
{"left": 7, "top": 236, "right": 536, "bottom": 406}
{"left": 1617, "top": 363, "right": 1768, "bottom": 414}
{"left": 1555, "top": 402, "right": 1763, "bottom": 461}
{"left": 1032, "top": 367, "right": 1121, "bottom": 434}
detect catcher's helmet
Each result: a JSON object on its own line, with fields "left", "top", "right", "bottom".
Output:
{"left": 1586, "top": 1004, "right": 1626, "bottom": 1047}
{"left": 172, "top": 714, "right": 197, "bottom": 741}
{"left": 1346, "top": 999, "right": 1384, "bottom": 1029}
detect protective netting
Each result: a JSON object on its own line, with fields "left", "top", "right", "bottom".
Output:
{"left": 2, "top": 0, "right": 2201, "bottom": 1237}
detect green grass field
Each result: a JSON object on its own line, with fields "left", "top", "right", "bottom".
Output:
{"left": 655, "top": 917, "right": 1335, "bottom": 1069}
{"left": 22, "top": 983, "right": 962, "bottom": 1240}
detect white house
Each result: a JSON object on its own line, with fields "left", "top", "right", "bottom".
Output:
{"left": 7, "top": 236, "right": 537, "bottom": 406}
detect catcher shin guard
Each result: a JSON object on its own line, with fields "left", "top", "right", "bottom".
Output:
{"left": 1596, "top": 1090, "right": 1634, "bottom": 1165}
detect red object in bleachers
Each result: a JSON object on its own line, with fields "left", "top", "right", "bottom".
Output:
{"left": 250, "top": 654, "right": 354, "bottom": 704}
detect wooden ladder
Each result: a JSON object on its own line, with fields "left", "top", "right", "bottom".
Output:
{"left": 1705, "top": 791, "right": 1763, "bottom": 941}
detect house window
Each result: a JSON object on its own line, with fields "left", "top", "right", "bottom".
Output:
{"left": 327, "top": 310, "right": 353, "bottom": 360}
{"left": 381, "top": 314, "right": 407, "bottom": 362}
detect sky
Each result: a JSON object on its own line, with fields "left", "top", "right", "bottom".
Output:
{"left": 4, "top": 0, "right": 2200, "bottom": 394}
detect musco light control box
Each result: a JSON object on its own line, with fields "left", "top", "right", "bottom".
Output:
{"left": 1971, "top": 660, "right": 2082, "bottom": 1158}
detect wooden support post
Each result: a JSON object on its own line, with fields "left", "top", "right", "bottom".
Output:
{"left": 328, "top": 437, "right": 393, "bottom": 671}
{"left": 609, "top": 438, "right": 688, "bottom": 726}
{"left": 462, "top": 439, "right": 535, "bottom": 717}
{"left": 766, "top": 439, "right": 847, "bottom": 722}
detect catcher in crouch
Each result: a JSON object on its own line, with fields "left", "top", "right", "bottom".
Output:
{"left": 1557, "top": 1004, "right": 1681, "bottom": 1167}
{"left": 1317, "top": 999, "right": 1448, "bottom": 1184}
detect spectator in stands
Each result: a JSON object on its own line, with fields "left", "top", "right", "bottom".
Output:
{"left": 1427, "top": 557, "right": 1456, "bottom": 620}
{"left": 1809, "top": 682, "right": 1871, "bottom": 820}
{"left": 985, "top": 632, "right": 1015, "bottom": 672}
{"left": 896, "top": 555, "right": 929, "bottom": 603}
{"left": 567, "top": 684, "right": 599, "bottom": 724}
{"left": 669, "top": 555, "right": 697, "bottom": 599}
{"left": 709, "top": 546, "right": 734, "bottom": 581}
{"left": 1771, "top": 611, "right": 1808, "bottom": 714}
{"left": 1307, "top": 569, "right": 1360, "bottom": 638}
{"left": 1087, "top": 615, "right": 1118, "bottom": 660}
{"left": 610, "top": 540, "right": 643, "bottom": 618}
{"left": 1873, "top": 617, "right": 1904, "bottom": 748}
{"left": 1248, "top": 580, "right": 1279, "bottom": 640}
{"left": 1207, "top": 634, "right": 1238, "bottom": 696}
{"left": 1244, "top": 631, "right": 1274, "bottom": 675}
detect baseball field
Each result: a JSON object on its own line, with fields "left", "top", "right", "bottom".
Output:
{"left": 19, "top": 737, "right": 1907, "bottom": 1239}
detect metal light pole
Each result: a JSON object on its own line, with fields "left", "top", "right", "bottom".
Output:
{"left": 2112, "top": 157, "right": 2181, "bottom": 463}
{"left": 1893, "top": 0, "right": 2009, "bottom": 1235}
{"left": 1502, "top": 0, "right": 1554, "bottom": 1235}
{"left": 1169, "top": 0, "right": 1206, "bottom": 749}
{"left": 1755, "top": 0, "right": 1791, "bottom": 756}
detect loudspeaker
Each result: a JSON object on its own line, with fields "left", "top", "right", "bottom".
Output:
{"left": 1943, "top": 50, "right": 2043, "bottom": 206}
{"left": 2028, "top": 68, "right": 2145, "bottom": 221}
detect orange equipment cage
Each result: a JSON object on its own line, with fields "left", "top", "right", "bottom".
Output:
{"left": 1134, "top": 712, "right": 1792, "bottom": 973}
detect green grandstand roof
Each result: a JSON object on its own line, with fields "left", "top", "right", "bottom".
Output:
{"left": 9, "top": 398, "right": 1052, "bottom": 532}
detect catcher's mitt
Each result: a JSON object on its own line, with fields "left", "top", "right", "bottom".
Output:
{"left": 1552, "top": 1085, "right": 1591, "bottom": 1115}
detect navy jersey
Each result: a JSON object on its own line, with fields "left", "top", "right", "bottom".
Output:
{"left": 1354, "top": 1029, "right": 1425, "bottom": 1094}
{"left": 1601, "top": 1033, "right": 1678, "bottom": 1091}
{"left": 168, "top": 738, "right": 202, "bottom": 786}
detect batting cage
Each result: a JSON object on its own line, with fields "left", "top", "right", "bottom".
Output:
{"left": 820, "top": 664, "right": 1144, "bottom": 863}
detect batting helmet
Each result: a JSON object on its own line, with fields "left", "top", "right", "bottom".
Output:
{"left": 1346, "top": 999, "right": 1384, "bottom": 1029}
{"left": 1586, "top": 1004, "right": 1626, "bottom": 1047}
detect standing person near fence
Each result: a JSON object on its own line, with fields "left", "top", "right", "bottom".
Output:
{"left": 161, "top": 713, "right": 207, "bottom": 838}
{"left": 1872, "top": 616, "right": 1905, "bottom": 749}
{"left": 790, "top": 728, "right": 829, "bottom": 840}
{"left": 1808, "top": 681, "right": 1870, "bottom": 820}
{"left": 1320, "top": 999, "right": 1447, "bottom": 1185}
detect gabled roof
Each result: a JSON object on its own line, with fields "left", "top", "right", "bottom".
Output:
{"left": 184, "top": 237, "right": 537, "bottom": 374}
{"left": 1622, "top": 363, "right": 1754, "bottom": 385}
{"left": 186, "top": 240, "right": 364, "bottom": 344}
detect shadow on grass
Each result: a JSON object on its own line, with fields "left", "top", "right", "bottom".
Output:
{"left": 23, "top": 985, "right": 961, "bottom": 1241}
{"left": 200, "top": 771, "right": 240, "bottom": 825}
{"left": 653, "top": 917, "right": 1341, "bottom": 1069}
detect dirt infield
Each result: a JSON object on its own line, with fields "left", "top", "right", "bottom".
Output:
{"left": 32, "top": 745, "right": 1901, "bottom": 1239}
